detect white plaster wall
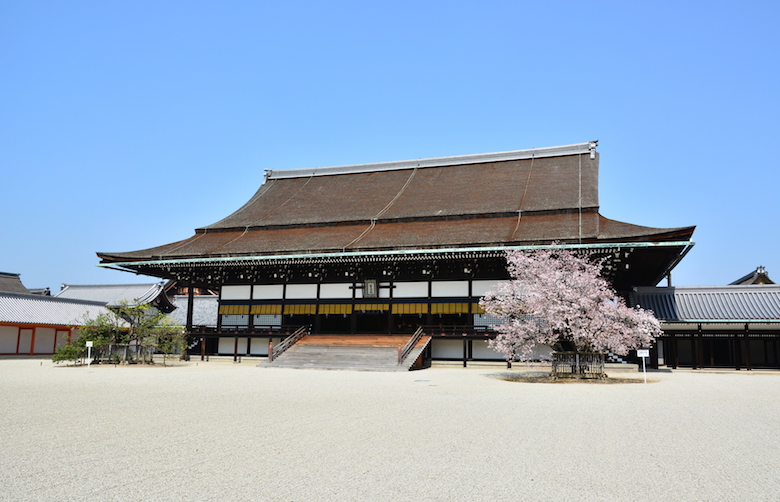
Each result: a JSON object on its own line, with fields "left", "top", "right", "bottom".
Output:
{"left": 253, "top": 284, "right": 284, "bottom": 300}
{"left": 33, "top": 328, "right": 56, "bottom": 354}
{"left": 285, "top": 284, "right": 318, "bottom": 299}
{"left": 471, "top": 340, "right": 505, "bottom": 360}
{"left": 0, "top": 326, "right": 18, "bottom": 353}
{"left": 320, "top": 283, "right": 353, "bottom": 299}
{"left": 221, "top": 285, "right": 252, "bottom": 300}
{"left": 431, "top": 281, "right": 469, "bottom": 297}
{"left": 249, "top": 339, "right": 270, "bottom": 356}
{"left": 471, "top": 279, "right": 510, "bottom": 297}
{"left": 218, "top": 337, "right": 248, "bottom": 355}
{"left": 431, "top": 339, "right": 463, "bottom": 359}
{"left": 18, "top": 329, "right": 33, "bottom": 353}
{"left": 393, "top": 282, "right": 428, "bottom": 298}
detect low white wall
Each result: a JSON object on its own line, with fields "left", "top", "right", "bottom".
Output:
{"left": 218, "top": 337, "right": 248, "bottom": 355}
{"left": 471, "top": 340, "right": 505, "bottom": 360}
{"left": 431, "top": 339, "right": 463, "bottom": 359}
{"left": 33, "top": 328, "right": 56, "bottom": 354}
{"left": 0, "top": 326, "right": 18, "bottom": 353}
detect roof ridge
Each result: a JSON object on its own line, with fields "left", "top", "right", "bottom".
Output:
{"left": 0, "top": 291, "right": 109, "bottom": 305}
{"left": 266, "top": 141, "right": 598, "bottom": 180}
{"left": 60, "top": 283, "right": 161, "bottom": 288}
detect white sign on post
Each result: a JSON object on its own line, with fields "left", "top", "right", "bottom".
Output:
{"left": 86, "top": 341, "right": 93, "bottom": 367}
{"left": 637, "top": 349, "right": 649, "bottom": 383}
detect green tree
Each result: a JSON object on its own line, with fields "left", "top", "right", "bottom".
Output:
{"left": 53, "top": 300, "right": 185, "bottom": 365}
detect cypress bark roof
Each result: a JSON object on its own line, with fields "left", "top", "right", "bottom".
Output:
{"left": 98, "top": 142, "right": 694, "bottom": 263}
{"left": 0, "top": 272, "right": 30, "bottom": 294}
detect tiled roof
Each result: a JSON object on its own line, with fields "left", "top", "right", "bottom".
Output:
{"left": 55, "top": 283, "right": 165, "bottom": 306}
{"left": 0, "top": 292, "right": 111, "bottom": 326}
{"left": 631, "top": 285, "right": 780, "bottom": 322}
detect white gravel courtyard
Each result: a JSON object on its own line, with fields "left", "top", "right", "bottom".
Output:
{"left": 1, "top": 357, "right": 778, "bottom": 502}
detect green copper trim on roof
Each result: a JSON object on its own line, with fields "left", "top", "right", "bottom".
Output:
{"left": 99, "top": 241, "right": 695, "bottom": 269}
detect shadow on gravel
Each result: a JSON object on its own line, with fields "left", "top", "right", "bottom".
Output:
{"left": 489, "top": 372, "right": 656, "bottom": 384}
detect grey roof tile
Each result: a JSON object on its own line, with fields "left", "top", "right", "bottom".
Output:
{"left": 632, "top": 285, "right": 780, "bottom": 322}
{"left": 55, "top": 283, "right": 165, "bottom": 306}
{"left": 0, "top": 292, "right": 112, "bottom": 326}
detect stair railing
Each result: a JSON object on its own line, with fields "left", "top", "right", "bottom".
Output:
{"left": 398, "top": 326, "right": 425, "bottom": 365}
{"left": 269, "top": 325, "right": 310, "bottom": 362}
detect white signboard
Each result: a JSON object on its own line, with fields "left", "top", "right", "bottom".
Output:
{"left": 637, "top": 349, "right": 649, "bottom": 383}
{"left": 85, "top": 341, "right": 93, "bottom": 347}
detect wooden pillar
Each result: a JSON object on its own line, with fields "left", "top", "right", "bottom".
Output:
{"left": 650, "top": 342, "right": 658, "bottom": 369}
{"left": 186, "top": 284, "right": 195, "bottom": 332}
{"left": 774, "top": 335, "right": 780, "bottom": 369}
{"left": 462, "top": 339, "right": 468, "bottom": 367}
{"left": 744, "top": 324, "right": 752, "bottom": 371}
{"left": 29, "top": 327, "right": 37, "bottom": 355}
{"left": 734, "top": 335, "right": 741, "bottom": 370}
{"left": 672, "top": 334, "right": 678, "bottom": 369}
{"left": 200, "top": 337, "right": 206, "bottom": 361}
{"left": 233, "top": 336, "right": 239, "bottom": 362}
{"left": 697, "top": 325, "right": 704, "bottom": 369}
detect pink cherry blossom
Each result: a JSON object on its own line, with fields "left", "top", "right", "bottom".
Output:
{"left": 480, "top": 247, "right": 662, "bottom": 361}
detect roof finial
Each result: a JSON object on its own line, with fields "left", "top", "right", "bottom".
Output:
{"left": 589, "top": 140, "right": 599, "bottom": 160}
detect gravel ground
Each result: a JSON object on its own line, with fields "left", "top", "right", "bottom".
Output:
{"left": 1, "top": 357, "right": 779, "bottom": 502}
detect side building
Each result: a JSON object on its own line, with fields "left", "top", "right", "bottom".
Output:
{"left": 97, "top": 141, "right": 696, "bottom": 363}
{"left": 0, "top": 272, "right": 112, "bottom": 356}
{"left": 632, "top": 267, "right": 780, "bottom": 370}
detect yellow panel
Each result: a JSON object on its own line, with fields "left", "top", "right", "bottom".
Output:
{"left": 472, "top": 303, "right": 485, "bottom": 314}
{"left": 392, "top": 303, "right": 428, "bottom": 314}
{"left": 219, "top": 305, "right": 250, "bottom": 315}
{"left": 251, "top": 304, "right": 282, "bottom": 315}
{"left": 284, "top": 304, "right": 316, "bottom": 315}
{"left": 319, "top": 304, "right": 353, "bottom": 315}
{"left": 431, "top": 303, "right": 469, "bottom": 314}
{"left": 354, "top": 304, "right": 389, "bottom": 312}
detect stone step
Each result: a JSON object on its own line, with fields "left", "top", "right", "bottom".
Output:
{"left": 259, "top": 333, "right": 430, "bottom": 371}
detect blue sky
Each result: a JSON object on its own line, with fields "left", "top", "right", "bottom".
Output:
{"left": 2, "top": 1, "right": 778, "bottom": 291}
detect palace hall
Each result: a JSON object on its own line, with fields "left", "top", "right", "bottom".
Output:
{"left": 98, "top": 141, "right": 696, "bottom": 368}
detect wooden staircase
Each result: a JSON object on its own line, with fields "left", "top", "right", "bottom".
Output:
{"left": 258, "top": 333, "right": 431, "bottom": 371}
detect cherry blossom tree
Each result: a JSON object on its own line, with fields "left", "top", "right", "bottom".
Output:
{"left": 480, "top": 247, "right": 662, "bottom": 365}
